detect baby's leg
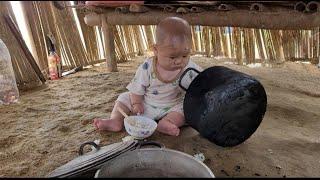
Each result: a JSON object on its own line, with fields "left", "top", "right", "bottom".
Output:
{"left": 93, "top": 92, "right": 131, "bottom": 132}
{"left": 157, "top": 111, "right": 185, "bottom": 136}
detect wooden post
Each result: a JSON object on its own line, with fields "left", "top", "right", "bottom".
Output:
{"left": 101, "top": 15, "right": 117, "bottom": 72}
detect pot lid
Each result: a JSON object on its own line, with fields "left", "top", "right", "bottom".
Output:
{"left": 47, "top": 139, "right": 138, "bottom": 178}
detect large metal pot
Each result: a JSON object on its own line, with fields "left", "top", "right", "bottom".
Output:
{"left": 95, "top": 148, "right": 215, "bottom": 178}
{"left": 179, "top": 66, "right": 267, "bottom": 147}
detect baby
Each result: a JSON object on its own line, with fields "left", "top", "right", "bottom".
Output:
{"left": 93, "top": 17, "right": 202, "bottom": 136}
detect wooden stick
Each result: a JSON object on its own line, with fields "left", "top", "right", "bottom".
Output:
{"left": 117, "top": 106, "right": 129, "bottom": 118}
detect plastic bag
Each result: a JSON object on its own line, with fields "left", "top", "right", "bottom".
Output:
{"left": 0, "top": 38, "right": 19, "bottom": 105}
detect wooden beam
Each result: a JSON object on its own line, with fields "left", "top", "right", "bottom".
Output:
{"left": 100, "top": 10, "right": 320, "bottom": 30}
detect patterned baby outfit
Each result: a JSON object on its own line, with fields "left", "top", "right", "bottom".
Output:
{"left": 117, "top": 56, "right": 202, "bottom": 121}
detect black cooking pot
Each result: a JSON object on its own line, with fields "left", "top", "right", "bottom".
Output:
{"left": 179, "top": 66, "right": 267, "bottom": 147}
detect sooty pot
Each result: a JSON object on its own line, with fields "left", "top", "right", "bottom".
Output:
{"left": 179, "top": 66, "right": 267, "bottom": 147}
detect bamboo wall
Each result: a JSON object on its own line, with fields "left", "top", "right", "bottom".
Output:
{"left": 0, "top": 1, "right": 42, "bottom": 91}
{"left": 1, "top": 1, "right": 320, "bottom": 91}
{"left": 108, "top": 25, "right": 319, "bottom": 65}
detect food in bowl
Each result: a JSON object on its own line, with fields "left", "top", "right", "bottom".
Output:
{"left": 124, "top": 115, "right": 157, "bottom": 139}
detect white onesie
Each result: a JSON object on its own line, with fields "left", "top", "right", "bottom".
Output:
{"left": 117, "top": 56, "right": 202, "bottom": 121}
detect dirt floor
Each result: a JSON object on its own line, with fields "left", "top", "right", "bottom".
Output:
{"left": 0, "top": 55, "right": 319, "bottom": 177}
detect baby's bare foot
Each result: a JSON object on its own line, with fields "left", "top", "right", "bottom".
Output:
{"left": 157, "top": 119, "right": 180, "bottom": 136}
{"left": 93, "top": 118, "right": 123, "bottom": 132}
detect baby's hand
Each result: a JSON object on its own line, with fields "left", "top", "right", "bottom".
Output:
{"left": 132, "top": 103, "right": 144, "bottom": 115}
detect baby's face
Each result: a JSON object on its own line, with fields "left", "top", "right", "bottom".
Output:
{"left": 154, "top": 38, "right": 191, "bottom": 71}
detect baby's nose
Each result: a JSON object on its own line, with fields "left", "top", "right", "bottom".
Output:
{"left": 175, "top": 58, "right": 183, "bottom": 64}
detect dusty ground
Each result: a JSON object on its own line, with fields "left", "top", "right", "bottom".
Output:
{"left": 0, "top": 55, "right": 319, "bottom": 177}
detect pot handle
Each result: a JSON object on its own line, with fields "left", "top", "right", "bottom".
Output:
{"left": 179, "top": 67, "right": 200, "bottom": 91}
{"left": 137, "top": 140, "right": 165, "bottom": 149}
{"left": 79, "top": 141, "right": 101, "bottom": 156}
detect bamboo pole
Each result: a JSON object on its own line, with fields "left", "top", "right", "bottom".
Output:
{"left": 211, "top": 27, "right": 222, "bottom": 57}
{"left": 119, "top": 26, "right": 131, "bottom": 60}
{"left": 191, "top": 26, "right": 197, "bottom": 53}
{"left": 194, "top": 26, "right": 201, "bottom": 52}
{"left": 129, "top": 25, "right": 138, "bottom": 55}
{"left": 122, "top": 26, "right": 135, "bottom": 59}
{"left": 77, "top": 9, "right": 99, "bottom": 63}
{"left": 271, "top": 30, "right": 285, "bottom": 63}
{"left": 218, "top": 27, "right": 226, "bottom": 57}
{"left": 243, "top": 29, "right": 250, "bottom": 64}
{"left": 0, "top": 1, "right": 42, "bottom": 89}
{"left": 233, "top": 27, "right": 243, "bottom": 65}
{"left": 132, "top": 25, "right": 145, "bottom": 56}
{"left": 144, "top": 25, "right": 154, "bottom": 50}
{"left": 210, "top": 27, "right": 216, "bottom": 57}
{"left": 228, "top": 27, "right": 234, "bottom": 58}
{"left": 248, "top": 29, "right": 255, "bottom": 64}
{"left": 114, "top": 25, "right": 127, "bottom": 62}
{"left": 118, "top": 25, "right": 130, "bottom": 60}
{"left": 313, "top": 27, "right": 320, "bottom": 64}
{"left": 4, "top": 14, "right": 46, "bottom": 83}
{"left": 254, "top": 29, "right": 266, "bottom": 61}
{"left": 203, "top": 26, "right": 211, "bottom": 57}
{"left": 23, "top": 2, "right": 49, "bottom": 73}
{"left": 262, "top": 30, "right": 274, "bottom": 63}
{"left": 19, "top": 2, "right": 40, "bottom": 66}
{"left": 200, "top": 26, "right": 205, "bottom": 53}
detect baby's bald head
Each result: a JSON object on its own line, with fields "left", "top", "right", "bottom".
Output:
{"left": 155, "top": 17, "right": 191, "bottom": 48}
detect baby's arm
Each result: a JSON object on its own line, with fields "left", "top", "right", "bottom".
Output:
{"left": 126, "top": 59, "right": 152, "bottom": 114}
{"left": 130, "top": 93, "right": 144, "bottom": 114}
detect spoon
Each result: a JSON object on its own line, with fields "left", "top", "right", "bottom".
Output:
{"left": 117, "top": 107, "right": 136, "bottom": 125}
{"left": 117, "top": 106, "right": 129, "bottom": 119}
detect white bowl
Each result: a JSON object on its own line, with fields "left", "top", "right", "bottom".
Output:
{"left": 124, "top": 115, "right": 157, "bottom": 139}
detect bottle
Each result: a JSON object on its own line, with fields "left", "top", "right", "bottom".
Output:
{"left": 0, "top": 38, "right": 19, "bottom": 105}
{"left": 46, "top": 35, "right": 61, "bottom": 80}
{"left": 47, "top": 50, "right": 60, "bottom": 80}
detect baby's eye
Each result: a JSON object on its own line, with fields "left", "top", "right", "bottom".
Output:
{"left": 170, "top": 57, "right": 175, "bottom": 59}
{"left": 183, "top": 56, "right": 187, "bottom": 58}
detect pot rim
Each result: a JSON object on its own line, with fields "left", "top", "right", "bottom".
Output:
{"left": 95, "top": 148, "right": 215, "bottom": 178}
